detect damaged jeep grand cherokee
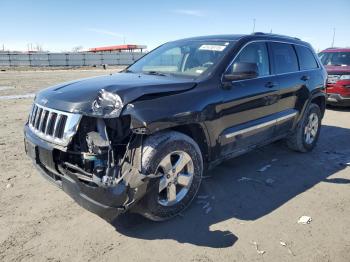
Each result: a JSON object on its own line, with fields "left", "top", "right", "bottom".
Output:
{"left": 24, "top": 33, "right": 327, "bottom": 221}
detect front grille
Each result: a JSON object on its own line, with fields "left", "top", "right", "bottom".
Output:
{"left": 327, "top": 74, "right": 341, "bottom": 84}
{"left": 28, "top": 103, "right": 82, "bottom": 146}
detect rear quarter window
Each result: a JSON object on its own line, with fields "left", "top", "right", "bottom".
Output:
{"left": 295, "top": 45, "right": 318, "bottom": 70}
{"left": 270, "top": 42, "right": 298, "bottom": 74}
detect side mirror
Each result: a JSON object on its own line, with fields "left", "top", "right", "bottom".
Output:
{"left": 223, "top": 62, "right": 259, "bottom": 81}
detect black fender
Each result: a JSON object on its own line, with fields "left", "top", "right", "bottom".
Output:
{"left": 294, "top": 89, "right": 326, "bottom": 130}
{"left": 120, "top": 89, "right": 215, "bottom": 162}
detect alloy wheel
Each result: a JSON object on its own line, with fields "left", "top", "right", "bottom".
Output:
{"left": 304, "top": 112, "right": 319, "bottom": 144}
{"left": 156, "top": 151, "right": 194, "bottom": 206}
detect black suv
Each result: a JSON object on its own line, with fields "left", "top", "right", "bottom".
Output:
{"left": 24, "top": 33, "right": 327, "bottom": 221}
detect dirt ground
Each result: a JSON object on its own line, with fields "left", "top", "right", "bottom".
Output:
{"left": 0, "top": 69, "right": 349, "bottom": 262}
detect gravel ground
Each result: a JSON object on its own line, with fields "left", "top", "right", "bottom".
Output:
{"left": 0, "top": 69, "right": 349, "bottom": 262}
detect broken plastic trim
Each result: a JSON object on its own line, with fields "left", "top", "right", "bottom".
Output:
{"left": 97, "top": 118, "right": 119, "bottom": 186}
{"left": 117, "top": 134, "right": 164, "bottom": 190}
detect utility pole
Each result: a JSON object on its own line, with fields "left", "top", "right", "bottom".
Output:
{"left": 331, "top": 27, "right": 336, "bottom": 47}
{"left": 252, "top": 18, "right": 256, "bottom": 33}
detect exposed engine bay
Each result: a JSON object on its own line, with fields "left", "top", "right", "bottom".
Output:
{"left": 58, "top": 116, "right": 146, "bottom": 188}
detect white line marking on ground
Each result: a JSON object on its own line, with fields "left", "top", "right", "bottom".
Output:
{"left": 0, "top": 86, "right": 15, "bottom": 91}
{"left": 0, "top": 94, "right": 35, "bottom": 100}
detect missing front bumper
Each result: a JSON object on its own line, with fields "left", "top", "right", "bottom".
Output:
{"left": 61, "top": 172, "right": 128, "bottom": 220}
{"left": 24, "top": 125, "right": 136, "bottom": 221}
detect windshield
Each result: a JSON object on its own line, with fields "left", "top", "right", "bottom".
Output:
{"left": 319, "top": 51, "right": 350, "bottom": 66}
{"left": 127, "top": 40, "right": 234, "bottom": 78}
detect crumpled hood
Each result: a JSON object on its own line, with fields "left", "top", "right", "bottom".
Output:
{"left": 325, "top": 65, "right": 350, "bottom": 74}
{"left": 35, "top": 72, "right": 196, "bottom": 114}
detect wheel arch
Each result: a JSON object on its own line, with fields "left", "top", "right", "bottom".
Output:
{"left": 310, "top": 94, "right": 326, "bottom": 118}
{"left": 168, "top": 123, "right": 210, "bottom": 164}
{"left": 134, "top": 122, "right": 211, "bottom": 166}
{"left": 298, "top": 92, "right": 326, "bottom": 123}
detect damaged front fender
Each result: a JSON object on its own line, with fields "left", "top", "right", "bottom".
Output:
{"left": 122, "top": 99, "right": 204, "bottom": 134}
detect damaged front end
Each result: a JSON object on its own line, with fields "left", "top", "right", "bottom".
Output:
{"left": 24, "top": 72, "right": 197, "bottom": 220}
{"left": 24, "top": 99, "right": 157, "bottom": 221}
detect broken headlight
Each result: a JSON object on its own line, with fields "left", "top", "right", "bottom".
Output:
{"left": 92, "top": 89, "right": 123, "bottom": 118}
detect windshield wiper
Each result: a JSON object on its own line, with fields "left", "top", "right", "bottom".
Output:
{"left": 143, "top": 71, "right": 168, "bottom": 76}
{"left": 123, "top": 69, "right": 134, "bottom": 73}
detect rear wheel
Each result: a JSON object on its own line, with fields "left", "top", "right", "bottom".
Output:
{"left": 136, "top": 131, "right": 203, "bottom": 221}
{"left": 286, "top": 103, "right": 322, "bottom": 152}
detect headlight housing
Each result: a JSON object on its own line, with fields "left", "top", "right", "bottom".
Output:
{"left": 340, "top": 75, "right": 350, "bottom": 80}
{"left": 92, "top": 89, "right": 123, "bottom": 118}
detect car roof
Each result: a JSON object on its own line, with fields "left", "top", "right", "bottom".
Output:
{"left": 178, "top": 34, "right": 246, "bottom": 41}
{"left": 321, "top": 48, "right": 350, "bottom": 53}
{"left": 176, "top": 33, "right": 311, "bottom": 46}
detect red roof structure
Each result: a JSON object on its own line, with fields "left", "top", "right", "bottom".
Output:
{"left": 89, "top": 44, "right": 146, "bottom": 52}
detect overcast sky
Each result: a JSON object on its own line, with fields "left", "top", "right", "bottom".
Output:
{"left": 1, "top": 0, "right": 349, "bottom": 52}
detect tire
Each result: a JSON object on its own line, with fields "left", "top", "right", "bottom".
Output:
{"left": 136, "top": 131, "right": 203, "bottom": 221}
{"left": 286, "top": 103, "right": 322, "bottom": 152}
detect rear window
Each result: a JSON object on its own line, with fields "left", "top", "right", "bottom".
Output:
{"left": 295, "top": 46, "right": 318, "bottom": 70}
{"left": 270, "top": 42, "right": 298, "bottom": 74}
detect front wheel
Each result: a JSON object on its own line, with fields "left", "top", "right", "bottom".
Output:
{"left": 136, "top": 131, "right": 203, "bottom": 221}
{"left": 286, "top": 103, "right": 322, "bottom": 152}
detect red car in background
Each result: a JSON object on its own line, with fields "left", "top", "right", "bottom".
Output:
{"left": 319, "top": 48, "right": 350, "bottom": 106}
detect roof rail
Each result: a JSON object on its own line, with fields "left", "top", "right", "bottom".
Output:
{"left": 252, "top": 32, "right": 265, "bottom": 36}
{"left": 251, "top": 32, "right": 300, "bottom": 41}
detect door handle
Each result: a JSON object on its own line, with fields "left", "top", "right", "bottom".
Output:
{"left": 301, "top": 75, "right": 310, "bottom": 81}
{"left": 265, "top": 81, "right": 277, "bottom": 88}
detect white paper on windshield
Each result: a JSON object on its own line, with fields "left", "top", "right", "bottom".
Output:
{"left": 199, "top": 45, "right": 226, "bottom": 51}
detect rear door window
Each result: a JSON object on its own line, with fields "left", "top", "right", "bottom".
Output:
{"left": 270, "top": 42, "right": 298, "bottom": 74}
{"left": 295, "top": 45, "right": 318, "bottom": 70}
